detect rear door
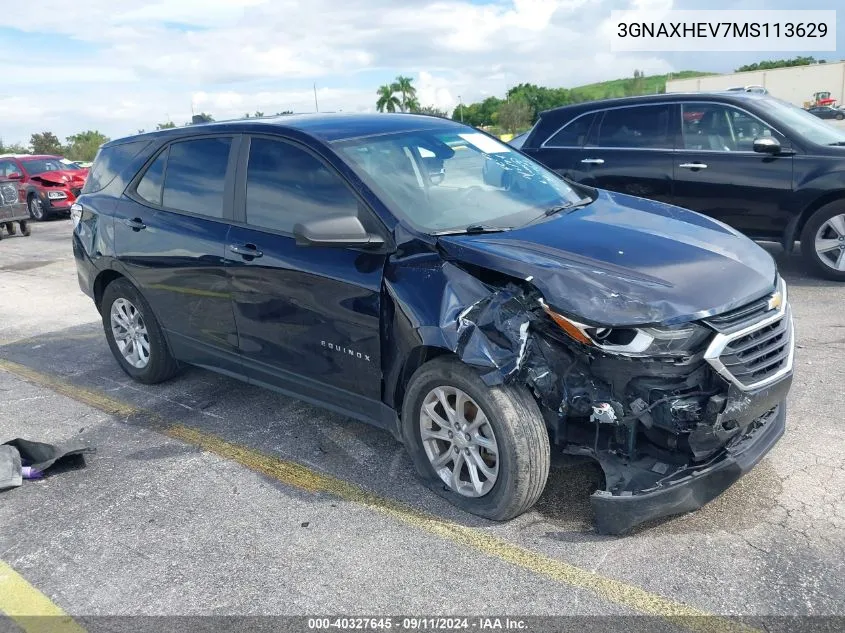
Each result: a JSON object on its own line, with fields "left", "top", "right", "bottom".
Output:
{"left": 571, "top": 104, "right": 676, "bottom": 204}
{"left": 114, "top": 135, "right": 243, "bottom": 376}
{"left": 226, "top": 135, "right": 388, "bottom": 422}
{"left": 521, "top": 112, "right": 597, "bottom": 178}
{"left": 671, "top": 102, "right": 794, "bottom": 239}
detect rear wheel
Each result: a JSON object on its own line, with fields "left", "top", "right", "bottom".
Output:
{"left": 402, "top": 356, "right": 550, "bottom": 521}
{"left": 4, "top": 222, "right": 14, "bottom": 235}
{"left": 19, "top": 220, "right": 30, "bottom": 236}
{"left": 801, "top": 202, "right": 845, "bottom": 281}
{"left": 836, "top": 113, "right": 844, "bottom": 121}
{"left": 28, "top": 196, "right": 46, "bottom": 221}
{"left": 101, "top": 278, "right": 180, "bottom": 384}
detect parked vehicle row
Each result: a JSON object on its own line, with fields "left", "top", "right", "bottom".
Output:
{"left": 73, "top": 113, "right": 794, "bottom": 533}
{"left": 512, "top": 92, "right": 845, "bottom": 280}
{"left": 0, "top": 154, "right": 89, "bottom": 221}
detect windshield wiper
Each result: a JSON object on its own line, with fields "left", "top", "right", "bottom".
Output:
{"left": 524, "top": 197, "right": 594, "bottom": 226}
{"left": 543, "top": 197, "right": 594, "bottom": 216}
{"left": 433, "top": 225, "right": 511, "bottom": 236}
{"left": 828, "top": 141, "right": 845, "bottom": 146}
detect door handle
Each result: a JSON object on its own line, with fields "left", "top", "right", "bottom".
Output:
{"left": 580, "top": 158, "right": 605, "bottom": 165}
{"left": 123, "top": 217, "right": 146, "bottom": 231}
{"left": 229, "top": 243, "right": 263, "bottom": 259}
{"left": 679, "top": 162, "right": 708, "bottom": 169}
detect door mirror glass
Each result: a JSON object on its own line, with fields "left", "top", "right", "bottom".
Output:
{"left": 293, "top": 215, "right": 384, "bottom": 249}
{"left": 753, "top": 136, "right": 781, "bottom": 154}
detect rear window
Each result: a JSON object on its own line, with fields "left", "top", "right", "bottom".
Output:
{"left": 543, "top": 113, "right": 595, "bottom": 147}
{"left": 161, "top": 138, "right": 231, "bottom": 218}
{"left": 82, "top": 140, "right": 151, "bottom": 194}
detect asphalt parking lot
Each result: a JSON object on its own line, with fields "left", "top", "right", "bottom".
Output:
{"left": 1, "top": 219, "right": 844, "bottom": 630}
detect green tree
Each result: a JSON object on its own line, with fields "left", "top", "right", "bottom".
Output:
{"left": 736, "top": 56, "right": 816, "bottom": 72}
{"left": 156, "top": 121, "right": 177, "bottom": 130}
{"left": 0, "top": 139, "right": 30, "bottom": 154}
{"left": 275, "top": 110, "right": 294, "bottom": 115}
{"left": 413, "top": 105, "right": 448, "bottom": 117}
{"left": 392, "top": 75, "right": 417, "bottom": 112}
{"left": 30, "top": 132, "right": 64, "bottom": 155}
{"left": 65, "top": 130, "right": 110, "bottom": 162}
{"left": 495, "top": 99, "right": 532, "bottom": 135}
{"left": 192, "top": 113, "right": 214, "bottom": 124}
{"left": 376, "top": 84, "right": 400, "bottom": 112}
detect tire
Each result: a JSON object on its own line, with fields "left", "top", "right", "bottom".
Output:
{"left": 101, "top": 278, "right": 180, "bottom": 384}
{"left": 836, "top": 113, "right": 844, "bottom": 121}
{"left": 19, "top": 221, "right": 30, "bottom": 236}
{"left": 800, "top": 201, "right": 845, "bottom": 281}
{"left": 4, "top": 222, "right": 14, "bottom": 235}
{"left": 28, "top": 195, "right": 46, "bottom": 221}
{"left": 401, "top": 356, "right": 550, "bottom": 521}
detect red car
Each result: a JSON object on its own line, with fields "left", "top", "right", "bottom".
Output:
{"left": 0, "top": 154, "right": 89, "bottom": 221}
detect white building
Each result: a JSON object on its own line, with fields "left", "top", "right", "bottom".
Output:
{"left": 666, "top": 61, "right": 845, "bottom": 109}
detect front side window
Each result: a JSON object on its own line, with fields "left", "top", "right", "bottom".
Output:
{"left": 335, "top": 127, "right": 584, "bottom": 233}
{"left": 593, "top": 105, "right": 671, "bottom": 149}
{"left": 245, "top": 138, "right": 359, "bottom": 233}
{"left": 161, "top": 137, "right": 231, "bottom": 218}
{"left": 681, "top": 103, "right": 779, "bottom": 152}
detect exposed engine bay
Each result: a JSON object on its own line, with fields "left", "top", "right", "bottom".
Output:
{"left": 436, "top": 262, "right": 794, "bottom": 534}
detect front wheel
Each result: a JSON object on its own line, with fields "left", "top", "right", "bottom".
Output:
{"left": 836, "top": 113, "right": 844, "bottom": 121}
{"left": 801, "top": 202, "right": 845, "bottom": 281}
{"left": 19, "top": 220, "right": 30, "bottom": 236}
{"left": 28, "top": 196, "right": 46, "bottom": 221}
{"left": 101, "top": 278, "right": 180, "bottom": 384}
{"left": 402, "top": 357, "right": 550, "bottom": 521}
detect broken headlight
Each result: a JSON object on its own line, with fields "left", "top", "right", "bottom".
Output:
{"left": 541, "top": 301, "right": 711, "bottom": 357}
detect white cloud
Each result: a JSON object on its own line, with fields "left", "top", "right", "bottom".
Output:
{"left": 0, "top": 0, "right": 740, "bottom": 144}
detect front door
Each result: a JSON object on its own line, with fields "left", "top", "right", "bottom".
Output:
{"left": 226, "top": 135, "right": 387, "bottom": 422}
{"left": 671, "top": 102, "right": 794, "bottom": 239}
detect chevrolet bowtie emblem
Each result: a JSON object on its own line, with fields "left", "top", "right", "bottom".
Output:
{"left": 767, "top": 291, "right": 783, "bottom": 312}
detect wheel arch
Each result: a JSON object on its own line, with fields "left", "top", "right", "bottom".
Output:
{"left": 783, "top": 189, "right": 845, "bottom": 252}
{"left": 391, "top": 345, "right": 454, "bottom": 414}
{"left": 93, "top": 269, "right": 127, "bottom": 314}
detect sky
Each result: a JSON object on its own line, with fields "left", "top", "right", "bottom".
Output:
{"left": 0, "top": 0, "right": 841, "bottom": 146}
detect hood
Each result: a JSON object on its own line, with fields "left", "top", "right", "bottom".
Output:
{"left": 437, "top": 190, "right": 777, "bottom": 327}
{"left": 31, "top": 169, "right": 88, "bottom": 188}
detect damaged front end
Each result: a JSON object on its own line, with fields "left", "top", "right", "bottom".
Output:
{"left": 444, "top": 269, "right": 793, "bottom": 535}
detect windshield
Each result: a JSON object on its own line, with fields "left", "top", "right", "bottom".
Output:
{"left": 759, "top": 99, "right": 845, "bottom": 146}
{"left": 21, "top": 158, "right": 72, "bottom": 175}
{"left": 334, "top": 128, "right": 584, "bottom": 232}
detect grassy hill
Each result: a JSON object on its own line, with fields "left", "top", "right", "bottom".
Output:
{"left": 567, "top": 70, "right": 714, "bottom": 102}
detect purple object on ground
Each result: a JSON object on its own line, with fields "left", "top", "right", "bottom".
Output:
{"left": 21, "top": 467, "right": 42, "bottom": 479}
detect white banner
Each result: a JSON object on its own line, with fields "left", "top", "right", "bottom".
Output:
{"left": 610, "top": 10, "right": 837, "bottom": 52}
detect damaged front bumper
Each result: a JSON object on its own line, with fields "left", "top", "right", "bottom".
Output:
{"left": 590, "top": 396, "right": 787, "bottom": 535}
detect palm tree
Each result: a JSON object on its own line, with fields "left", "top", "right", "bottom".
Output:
{"left": 376, "top": 84, "right": 400, "bottom": 112}
{"left": 392, "top": 75, "right": 417, "bottom": 112}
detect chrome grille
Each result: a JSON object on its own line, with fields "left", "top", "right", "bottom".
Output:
{"left": 704, "top": 279, "right": 794, "bottom": 391}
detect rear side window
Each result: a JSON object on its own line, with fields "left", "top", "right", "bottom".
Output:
{"left": 245, "top": 137, "right": 359, "bottom": 233}
{"left": 136, "top": 150, "right": 167, "bottom": 206}
{"left": 161, "top": 138, "right": 231, "bottom": 218}
{"left": 83, "top": 140, "right": 150, "bottom": 194}
{"left": 593, "top": 105, "right": 671, "bottom": 149}
{"left": 543, "top": 113, "right": 595, "bottom": 147}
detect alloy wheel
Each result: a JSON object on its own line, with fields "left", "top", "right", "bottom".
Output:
{"left": 814, "top": 213, "right": 845, "bottom": 272}
{"left": 419, "top": 386, "right": 499, "bottom": 497}
{"left": 110, "top": 298, "right": 151, "bottom": 369}
{"left": 29, "top": 197, "right": 44, "bottom": 220}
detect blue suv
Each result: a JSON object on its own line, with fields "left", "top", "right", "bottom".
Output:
{"left": 72, "top": 114, "right": 794, "bottom": 534}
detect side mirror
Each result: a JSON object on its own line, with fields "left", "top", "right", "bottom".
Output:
{"left": 6, "top": 172, "right": 22, "bottom": 181}
{"left": 293, "top": 215, "right": 384, "bottom": 249}
{"left": 753, "top": 137, "right": 781, "bottom": 154}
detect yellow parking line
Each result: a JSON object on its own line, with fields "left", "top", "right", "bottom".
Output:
{"left": 0, "top": 358, "right": 758, "bottom": 633}
{"left": 0, "top": 561, "right": 87, "bottom": 633}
